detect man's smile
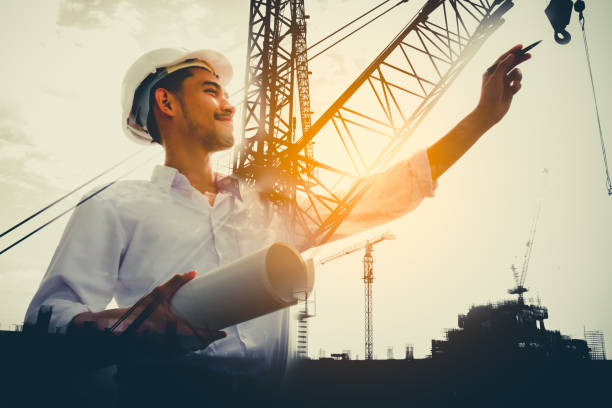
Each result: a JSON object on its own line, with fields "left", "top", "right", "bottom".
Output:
{"left": 215, "top": 113, "right": 233, "bottom": 122}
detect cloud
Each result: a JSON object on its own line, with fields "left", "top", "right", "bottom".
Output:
{"left": 0, "top": 104, "right": 59, "bottom": 195}
{"left": 0, "top": 105, "right": 33, "bottom": 146}
{"left": 310, "top": 51, "right": 352, "bottom": 101}
{"left": 315, "top": 0, "right": 351, "bottom": 12}
{"left": 56, "top": 0, "right": 236, "bottom": 37}
{"left": 55, "top": 0, "right": 247, "bottom": 68}
{"left": 57, "top": 0, "right": 125, "bottom": 29}
{"left": 40, "top": 87, "right": 81, "bottom": 100}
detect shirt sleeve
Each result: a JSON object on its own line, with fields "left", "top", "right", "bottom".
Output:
{"left": 24, "top": 192, "right": 127, "bottom": 333}
{"left": 327, "top": 149, "right": 437, "bottom": 240}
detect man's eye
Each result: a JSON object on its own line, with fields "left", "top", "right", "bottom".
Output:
{"left": 205, "top": 89, "right": 218, "bottom": 95}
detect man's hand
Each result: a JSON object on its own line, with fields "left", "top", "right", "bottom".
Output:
{"left": 427, "top": 44, "right": 532, "bottom": 181}
{"left": 71, "top": 271, "right": 226, "bottom": 349}
{"left": 475, "top": 44, "right": 531, "bottom": 127}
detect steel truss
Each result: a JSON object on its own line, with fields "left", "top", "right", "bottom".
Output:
{"left": 235, "top": 0, "right": 311, "bottom": 206}
{"left": 363, "top": 244, "right": 374, "bottom": 360}
{"left": 235, "top": 0, "right": 515, "bottom": 248}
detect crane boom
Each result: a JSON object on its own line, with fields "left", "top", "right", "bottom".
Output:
{"left": 318, "top": 232, "right": 396, "bottom": 264}
{"left": 520, "top": 200, "right": 542, "bottom": 288}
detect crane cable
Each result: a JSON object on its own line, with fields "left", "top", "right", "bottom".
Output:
{"left": 0, "top": 0, "right": 406, "bottom": 253}
{"left": 308, "top": 0, "right": 407, "bottom": 62}
{"left": 0, "top": 147, "right": 150, "bottom": 240}
{"left": 0, "top": 150, "right": 161, "bottom": 256}
{"left": 577, "top": 7, "right": 612, "bottom": 195}
{"left": 230, "top": 1, "right": 404, "bottom": 108}
{"left": 307, "top": 0, "right": 394, "bottom": 51}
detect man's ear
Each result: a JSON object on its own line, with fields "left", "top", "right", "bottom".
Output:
{"left": 154, "top": 88, "right": 176, "bottom": 117}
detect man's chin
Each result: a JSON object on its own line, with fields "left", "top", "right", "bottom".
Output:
{"left": 211, "top": 134, "right": 235, "bottom": 152}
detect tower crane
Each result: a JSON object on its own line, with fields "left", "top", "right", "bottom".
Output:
{"left": 506, "top": 173, "right": 550, "bottom": 332}
{"left": 318, "top": 232, "right": 396, "bottom": 360}
{"left": 509, "top": 182, "right": 545, "bottom": 304}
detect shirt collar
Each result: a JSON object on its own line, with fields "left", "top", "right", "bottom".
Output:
{"left": 151, "top": 165, "right": 242, "bottom": 200}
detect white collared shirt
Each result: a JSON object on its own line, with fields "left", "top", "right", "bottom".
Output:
{"left": 25, "top": 150, "right": 436, "bottom": 374}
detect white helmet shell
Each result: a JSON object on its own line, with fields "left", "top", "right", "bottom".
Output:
{"left": 121, "top": 48, "right": 234, "bottom": 144}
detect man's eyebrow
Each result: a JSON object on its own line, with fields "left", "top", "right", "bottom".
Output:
{"left": 202, "top": 81, "right": 229, "bottom": 98}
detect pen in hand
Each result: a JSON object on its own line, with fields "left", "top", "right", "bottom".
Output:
{"left": 486, "top": 40, "right": 541, "bottom": 75}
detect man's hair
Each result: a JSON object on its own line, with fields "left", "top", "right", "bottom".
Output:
{"left": 147, "top": 68, "right": 194, "bottom": 144}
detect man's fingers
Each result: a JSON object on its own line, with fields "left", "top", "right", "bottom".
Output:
{"left": 199, "top": 329, "right": 227, "bottom": 341}
{"left": 487, "top": 53, "right": 515, "bottom": 78}
{"left": 157, "top": 270, "right": 197, "bottom": 299}
{"left": 510, "top": 53, "right": 531, "bottom": 71}
{"left": 507, "top": 68, "right": 522, "bottom": 95}
{"left": 174, "top": 328, "right": 226, "bottom": 352}
{"left": 507, "top": 67, "right": 523, "bottom": 96}
{"left": 499, "top": 49, "right": 532, "bottom": 75}
{"left": 509, "top": 81, "right": 522, "bottom": 95}
{"left": 507, "top": 67, "right": 522, "bottom": 83}
{"left": 493, "top": 44, "right": 523, "bottom": 65}
{"left": 487, "top": 46, "right": 531, "bottom": 77}
{"left": 192, "top": 328, "right": 227, "bottom": 347}
{"left": 498, "top": 53, "right": 515, "bottom": 74}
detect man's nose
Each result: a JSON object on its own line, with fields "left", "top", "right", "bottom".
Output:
{"left": 221, "top": 98, "right": 235, "bottom": 116}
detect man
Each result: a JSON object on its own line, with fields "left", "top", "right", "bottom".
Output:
{"left": 25, "top": 45, "right": 529, "bottom": 388}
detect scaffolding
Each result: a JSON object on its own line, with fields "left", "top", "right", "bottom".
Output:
{"left": 432, "top": 299, "right": 589, "bottom": 360}
{"left": 404, "top": 344, "right": 414, "bottom": 360}
{"left": 584, "top": 329, "right": 607, "bottom": 360}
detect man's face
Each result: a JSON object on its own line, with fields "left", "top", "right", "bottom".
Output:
{"left": 176, "top": 67, "right": 235, "bottom": 151}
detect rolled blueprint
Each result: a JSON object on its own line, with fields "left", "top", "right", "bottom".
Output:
{"left": 169, "top": 242, "right": 314, "bottom": 330}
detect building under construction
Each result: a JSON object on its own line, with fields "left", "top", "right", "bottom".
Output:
{"left": 283, "top": 300, "right": 610, "bottom": 408}
{"left": 2, "top": 296, "right": 610, "bottom": 407}
{"left": 431, "top": 299, "right": 590, "bottom": 361}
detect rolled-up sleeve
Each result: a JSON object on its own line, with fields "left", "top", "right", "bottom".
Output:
{"left": 24, "top": 192, "right": 126, "bottom": 333}
{"left": 332, "top": 149, "right": 437, "bottom": 238}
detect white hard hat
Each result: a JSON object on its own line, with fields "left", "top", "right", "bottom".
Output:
{"left": 121, "top": 48, "right": 234, "bottom": 144}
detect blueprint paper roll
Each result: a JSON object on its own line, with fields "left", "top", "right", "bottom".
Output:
{"left": 169, "top": 242, "right": 313, "bottom": 330}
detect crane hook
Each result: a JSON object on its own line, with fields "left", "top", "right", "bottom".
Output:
{"left": 545, "top": 0, "right": 574, "bottom": 44}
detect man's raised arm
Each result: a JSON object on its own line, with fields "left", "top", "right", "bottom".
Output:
{"left": 321, "top": 45, "right": 531, "bottom": 242}
{"left": 428, "top": 44, "right": 530, "bottom": 181}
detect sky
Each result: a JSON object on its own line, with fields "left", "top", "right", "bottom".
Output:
{"left": 0, "top": 0, "right": 610, "bottom": 360}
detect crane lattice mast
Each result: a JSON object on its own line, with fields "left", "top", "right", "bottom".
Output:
{"left": 363, "top": 244, "right": 374, "bottom": 360}
{"left": 236, "top": 0, "right": 315, "bottom": 359}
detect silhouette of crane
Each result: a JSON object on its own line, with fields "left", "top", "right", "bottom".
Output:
{"left": 509, "top": 170, "right": 548, "bottom": 304}
{"left": 319, "top": 232, "right": 396, "bottom": 360}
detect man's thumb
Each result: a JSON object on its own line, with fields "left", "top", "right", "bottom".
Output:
{"left": 159, "top": 270, "right": 197, "bottom": 298}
